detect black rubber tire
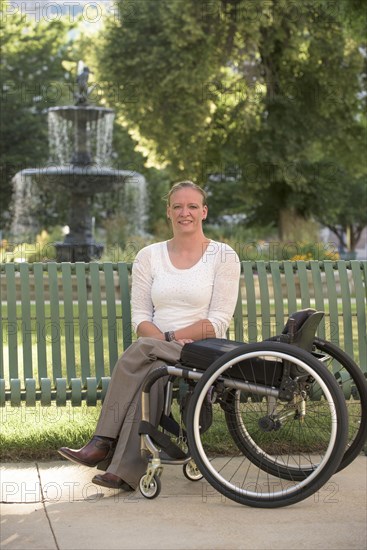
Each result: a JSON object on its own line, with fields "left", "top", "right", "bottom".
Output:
{"left": 312, "top": 338, "right": 367, "bottom": 472}
{"left": 183, "top": 460, "right": 203, "bottom": 481}
{"left": 186, "top": 342, "right": 348, "bottom": 508}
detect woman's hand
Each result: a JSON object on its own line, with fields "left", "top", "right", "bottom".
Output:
{"left": 175, "top": 338, "right": 194, "bottom": 346}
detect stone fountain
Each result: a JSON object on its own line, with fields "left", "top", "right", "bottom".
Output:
{"left": 11, "top": 66, "right": 145, "bottom": 262}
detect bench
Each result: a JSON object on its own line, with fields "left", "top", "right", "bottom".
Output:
{"left": 0, "top": 260, "right": 366, "bottom": 406}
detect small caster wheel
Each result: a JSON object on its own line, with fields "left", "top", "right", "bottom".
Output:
{"left": 139, "top": 474, "right": 161, "bottom": 499}
{"left": 183, "top": 460, "right": 203, "bottom": 481}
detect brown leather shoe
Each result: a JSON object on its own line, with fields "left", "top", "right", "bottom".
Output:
{"left": 58, "top": 436, "right": 116, "bottom": 469}
{"left": 92, "top": 472, "right": 134, "bottom": 491}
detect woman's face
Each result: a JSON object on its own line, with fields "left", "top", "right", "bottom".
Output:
{"left": 167, "top": 188, "right": 208, "bottom": 235}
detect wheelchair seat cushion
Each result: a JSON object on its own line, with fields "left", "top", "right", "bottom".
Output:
{"left": 179, "top": 338, "right": 284, "bottom": 386}
{"left": 180, "top": 338, "right": 244, "bottom": 370}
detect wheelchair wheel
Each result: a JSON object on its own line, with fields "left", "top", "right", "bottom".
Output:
{"left": 139, "top": 474, "right": 161, "bottom": 499}
{"left": 224, "top": 338, "right": 367, "bottom": 480}
{"left": 186, "top": 342, "right": 348, "bottom": 508}
{"left": 183, "top": 460, "right": 203, "bottom": 481}
{"left": 312, "top": 338, "right": 367, "bottom": 472}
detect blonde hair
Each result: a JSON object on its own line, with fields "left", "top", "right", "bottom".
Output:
{"left": 166, "top": 180, "right": 207, "bottom": 206}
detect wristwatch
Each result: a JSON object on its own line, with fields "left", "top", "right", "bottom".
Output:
{"left": 164, "top": 331, "right": 176, "bottom": 342}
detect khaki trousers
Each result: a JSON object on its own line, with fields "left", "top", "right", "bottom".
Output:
{"left": 95, "top": 337, "right": 183, "bottom": 489}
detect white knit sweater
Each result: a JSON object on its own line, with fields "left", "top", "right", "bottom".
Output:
{"left": 131, "top": 240, "right": 240, "bottom": 338}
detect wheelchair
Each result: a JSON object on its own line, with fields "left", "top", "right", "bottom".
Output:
{"left": 138, "top": 309, "right": 367, "bottom": 508}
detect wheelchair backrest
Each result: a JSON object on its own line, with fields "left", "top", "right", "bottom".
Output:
{"left": 280, "top": 308, "right": 325, "bottom": 352}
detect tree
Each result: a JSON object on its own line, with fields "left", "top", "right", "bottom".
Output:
{"left": 304, "top": 166, "right": 367, "bottom": 253}
{"left": 0, "top": 1, "right": 73, "bottom": 231}
{"left": 204, "top": 1, "right": 367, "bottom": 245}
{"left": 96, "top": 0, "right": 366, "bottom": 249}
{"left": 96, "top": 1, "right": 231, "bottom": 177}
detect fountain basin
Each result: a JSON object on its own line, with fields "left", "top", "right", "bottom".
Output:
{"left": 48, "top": 105, "right": 114, "bottom": 121}
{"left": 48, "top": 105, "right": 115, "bottom": 166}
{"left": 20, "top": 167, "right": 137, "bottom": 195}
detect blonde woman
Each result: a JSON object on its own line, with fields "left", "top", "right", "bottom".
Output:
{"left": 59, "top": 181, "right": 240, "bottom": 490}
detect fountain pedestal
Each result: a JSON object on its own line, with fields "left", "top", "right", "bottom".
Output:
{"left": 55, "top": 193, "right": 103, "bottom": 262}
{"left": 55, "top": 241, "right": 104, "bottom": 262}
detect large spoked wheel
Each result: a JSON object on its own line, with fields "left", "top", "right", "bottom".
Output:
{"left": 224, "top": 338, "right": 367, "bottom": 481}
{"left": 224, "top": 388, "right": 316, "bottom": 482}
{"left": 312, "top": 338, "right": 367, "bottom": 472}
{"left": 186, "top": 342, "right": 348, "bottom": 508}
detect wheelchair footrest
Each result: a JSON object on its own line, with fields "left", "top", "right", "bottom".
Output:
{"left": 139, "top": 420, "right": 188, "bottom": 460}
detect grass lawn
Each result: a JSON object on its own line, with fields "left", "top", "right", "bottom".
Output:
{"left": 0, "top": 402, "right": 102, "bottom": 461}
{"left": 0, "top": 398, "right": 345, "bottom": 462}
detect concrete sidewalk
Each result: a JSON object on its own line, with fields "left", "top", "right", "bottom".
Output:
{"left": 1, "top": 456, "right": 366, "bottom": 550}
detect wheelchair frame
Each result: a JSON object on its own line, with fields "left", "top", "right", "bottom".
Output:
{"left": 138, "top": 311, "right": 367, "bottom": 508}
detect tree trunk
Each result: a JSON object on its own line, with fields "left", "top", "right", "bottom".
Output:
{"left": 278, "top": 208, "right": 319, "bottom": 243}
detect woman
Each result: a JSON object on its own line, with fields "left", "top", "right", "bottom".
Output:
{"left": 58, "top": 180, "right": 240, "bottom": 490}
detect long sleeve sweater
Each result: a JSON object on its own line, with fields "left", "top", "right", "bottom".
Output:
{"left": 131, "top": 240, "right": 240, "bottom": 338}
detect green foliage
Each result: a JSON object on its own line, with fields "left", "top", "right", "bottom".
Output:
{"left": 96, "top": 0, "right": 366, "bottom": 249}
{"left": 1, "top": 1, "right": 365, "bottom": 252}
{"left": 277, "top": 241, "right": 340, "bottom": 261}
{"left": 0, "top": 1, "right": 75, "bottom": 229}
{"left": 302, "top": 165, "right": 367, "bottom": 251}
{"left": 203, "top": 221, "right": 337, "bottom": 261}
{"left": 0, "top": 228, "right": 63, "bottom": 262}
{"left": 100, "top": 235, "right": 157, "bottom": 263}
{"left": 96, "top": 1, "right": 230, "bottom": 177}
